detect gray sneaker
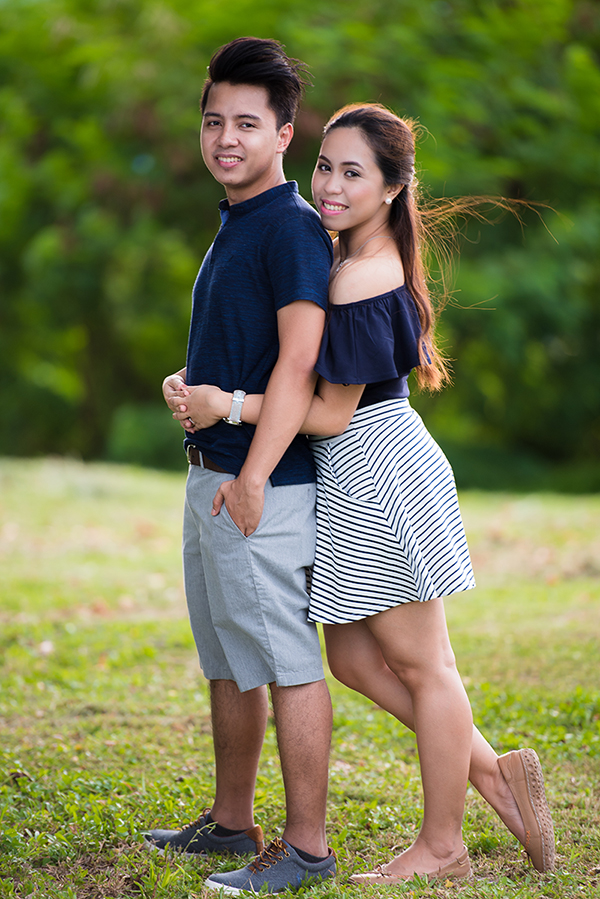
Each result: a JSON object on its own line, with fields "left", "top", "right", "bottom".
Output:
{"left": 143, "top": 808, "right": 264, "bottom": 857}
{"left": 205, "top": 838, "right": 336, "bottom": 894}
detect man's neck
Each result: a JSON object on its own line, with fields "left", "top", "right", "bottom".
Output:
{"left": 225, "top": 172, "right": 287, "bottom": 205}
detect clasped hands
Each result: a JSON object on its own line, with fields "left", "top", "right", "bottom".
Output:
{"left": 163, "top": 379, "right": 225, "bottom": 432}
{"left": 161, "top": 376, "right": 260, "bottom": 535}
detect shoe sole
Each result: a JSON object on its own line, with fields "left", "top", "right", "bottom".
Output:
{"left": 205, "top": 882, "right": 245, "bottom": 896}
{"left": 205, "top": 875, "right": 335, "bottom": 896}
{"left": 498, "top": 748, "right": 555, "bottom": 872}
{"left": 349, "top": 850, "right": 473, "bottom": 885}
{"left": 350, "top": 870, "right": 473, "bottom": 886}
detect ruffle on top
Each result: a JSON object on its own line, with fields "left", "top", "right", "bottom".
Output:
{"left": 315, "top": 285, "right": 422, "bottom": 384}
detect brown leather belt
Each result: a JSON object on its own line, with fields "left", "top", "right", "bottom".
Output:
{"left": 186, "top": 445, "right": 228, "bottom": 473}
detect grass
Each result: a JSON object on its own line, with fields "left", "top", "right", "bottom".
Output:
{"left": 1, "top": 456, "right": 599, "bottom": 898}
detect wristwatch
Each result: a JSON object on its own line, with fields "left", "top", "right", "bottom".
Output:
{"left": 223, "top": 389, "right": 246, "bottom": 426}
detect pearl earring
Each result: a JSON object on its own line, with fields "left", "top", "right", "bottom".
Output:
{"left": 385, "top": 197, "right": 392, "bottom": 205}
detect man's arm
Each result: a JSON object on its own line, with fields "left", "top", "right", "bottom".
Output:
{"left": 173, "top": 379, "right": 364, "bottom": 437}
{"left": 212, "top": 301, "right": 326, "bottom": 536}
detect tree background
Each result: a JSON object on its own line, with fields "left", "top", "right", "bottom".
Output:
{"left": 1, "top": 0, "right": 599, "bottom": 489}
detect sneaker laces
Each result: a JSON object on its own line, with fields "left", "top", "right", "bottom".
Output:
{"left": 249, "top": 838, "right": 289, "bottom": 873}
{"left": 179, "top": 808, "right": 212, "bottom": 834}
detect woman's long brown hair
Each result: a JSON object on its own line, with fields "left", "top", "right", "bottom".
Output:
{"left": 323, "top": 103, "right": 527, "bottom": 392}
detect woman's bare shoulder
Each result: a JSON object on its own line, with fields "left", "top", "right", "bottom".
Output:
{"left": 329, "top": 254, "right": 405, "bottom": 306}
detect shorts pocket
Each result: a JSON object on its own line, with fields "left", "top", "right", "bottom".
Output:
{"left": 220, "top": 500, "right": 254, "bottom": 539}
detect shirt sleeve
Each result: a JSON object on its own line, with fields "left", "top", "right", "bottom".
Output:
{"left": 266, "top": 208, "right": 333, "bottom": 313}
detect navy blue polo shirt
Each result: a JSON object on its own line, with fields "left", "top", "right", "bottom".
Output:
{"left": 184, "top": 181, "right": 333, "bottom": 484}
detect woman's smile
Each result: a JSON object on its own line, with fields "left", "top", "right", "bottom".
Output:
{"left": 311, "top": 126, "right": 393, "bottom": 233}
{"left": 320, "top": 199, "right": 348, "bottom": 214}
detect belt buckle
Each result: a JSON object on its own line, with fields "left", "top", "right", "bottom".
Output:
{"left": 186, "top": 444, "right": 198, "bottom": 465}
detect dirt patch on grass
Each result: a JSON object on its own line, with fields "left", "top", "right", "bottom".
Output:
{"left": 8, "top": 845, "right": 206, "bottom": 898}
{"left": 10, "top": 853, "right": 139, "bottom": 897}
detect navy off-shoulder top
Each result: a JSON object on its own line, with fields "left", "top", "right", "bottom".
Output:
{"left": 314, "top": 284, "right": 422, "bottom": 408}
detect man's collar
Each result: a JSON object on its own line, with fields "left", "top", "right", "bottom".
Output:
{"left": 218, "top": 181, "right": 298, "bottom": 217}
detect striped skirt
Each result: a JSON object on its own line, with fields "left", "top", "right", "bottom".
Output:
{"left": 307, "top": 398, "right": 475, "bottom": 624}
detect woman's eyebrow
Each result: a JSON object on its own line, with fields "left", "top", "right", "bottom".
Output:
{"left": 317, "top": 153, "right": 365, "bottom": 168}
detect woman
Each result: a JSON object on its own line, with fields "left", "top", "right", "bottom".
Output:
{"left": 171, "top": 104, "right": 555, "bottom": 882}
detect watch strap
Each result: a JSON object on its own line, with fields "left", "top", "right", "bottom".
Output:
{"left": 223, "top": 389, "right": 246, "bottom": 426}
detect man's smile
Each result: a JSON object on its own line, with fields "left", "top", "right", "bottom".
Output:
{"left": 216, "top": 154, "right": 244, "bottom": 166}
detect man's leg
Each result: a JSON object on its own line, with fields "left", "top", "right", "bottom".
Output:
{"left": 210, "top": 678, "right": 269, "bottom": 830}
{"left": 143, "top": 677, "right": 266, "bottom": 855}
{"left": 143, "top": 470, "right": 267, "bottom": 856}
{"left": 183, "top": 472, "right": 267, "bottom": 829}
{"left": 204, "top": 677, "right": 335, "bottom": 895}
{"left": 270, "top": 678, "right": 332, "bottom": 858}
{"left": 144, "top": 679, "right": 267, "bottom": 855}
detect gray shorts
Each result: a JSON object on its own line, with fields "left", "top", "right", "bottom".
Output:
{"left": 182, "top": 465, "right": 324, "bottom": 693}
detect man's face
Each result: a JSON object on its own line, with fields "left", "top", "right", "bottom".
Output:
{"left": 200, "top": 82, "right": 293, "bottom": 204}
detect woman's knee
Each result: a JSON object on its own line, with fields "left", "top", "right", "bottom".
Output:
{"left": 326, "top": 648, "right": 364, "bottom": 691}
{"left": 324, "top": 622, "right": 378, "bottom": 690}
{"left": 383, "top": 645, "right": 458, "bottom": 691}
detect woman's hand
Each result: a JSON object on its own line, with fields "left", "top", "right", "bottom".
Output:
{"left": 170, "top": 384, "right": 231, "bottom": 431}
{"left": 162, "top": 369, "right": 187, "bottom": 404}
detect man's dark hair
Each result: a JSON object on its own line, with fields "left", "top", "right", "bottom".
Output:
{"left": 200, "top": 37, "right": 310, "bottom": 129}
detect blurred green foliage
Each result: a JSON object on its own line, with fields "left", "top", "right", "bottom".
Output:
{"left": 1, "top": 0, "right": 599, "bottom": 487}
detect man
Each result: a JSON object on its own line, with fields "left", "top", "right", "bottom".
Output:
{"left": 144, "top": 37, "right": 336, "bottom": 894}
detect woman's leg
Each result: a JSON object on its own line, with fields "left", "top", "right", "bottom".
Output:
{"left": 325, "top": 618, "right": 526, "bottom": 845}
{"left": 354, "top": 598, "right": 471, "bottom": 871}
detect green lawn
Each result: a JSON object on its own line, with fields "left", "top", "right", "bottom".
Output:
{"left": 1, "top": 458, "right": 599, "bottom": 899}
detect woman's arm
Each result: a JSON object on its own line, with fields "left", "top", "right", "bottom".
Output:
{"left": 296, "top": 378, "right": 364, "bottom": 436}
{"left": 172, "top": 378, "right": 365, "bottom": 437}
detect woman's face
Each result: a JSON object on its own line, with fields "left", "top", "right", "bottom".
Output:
{"left": 311, "top": 126, "right": 396, "bottom": 232}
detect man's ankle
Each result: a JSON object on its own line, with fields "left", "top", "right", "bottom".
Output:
{"left": 288, "top": 842, "right": 329, "bottom": 863}
{"left": 207, "top": 809, "right": 255, "bottom": 834}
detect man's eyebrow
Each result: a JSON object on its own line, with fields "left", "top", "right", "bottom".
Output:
{"left": 203, "top": 111, "right": 263, "bottom": 121}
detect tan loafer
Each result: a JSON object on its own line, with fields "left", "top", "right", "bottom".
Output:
{"left": 349, "top": 846, "right": 472, "bottom": 884}
{"left": 498, "top": 748, "right": 555, "bottom": 872}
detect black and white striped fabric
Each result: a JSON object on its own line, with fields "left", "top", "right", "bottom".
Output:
{"left": 308, "top": 398, "right": 475, "bottom": 624}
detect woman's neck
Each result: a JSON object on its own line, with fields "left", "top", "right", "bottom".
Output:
{"left": 334, "top": 225, "right": 395, "bottom": 276}
{"left": 337, "top": 222, "right": 390, "bottom": 259}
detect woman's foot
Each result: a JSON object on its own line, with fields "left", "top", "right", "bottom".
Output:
{"left": 349, "top": 844, "right": 472, "bottom": 884}
{"left": 476, "top": 754, "right": 528, "bottom": 845}
{"left": 350, "top": 846, "right": 473, "bottom": 886}
{"left": 497, "top": 748, "right": 555, "bottom": 872}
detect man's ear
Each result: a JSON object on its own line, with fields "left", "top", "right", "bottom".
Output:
{"left": 277, "top": 122, "right": 294, "bottom": 154}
